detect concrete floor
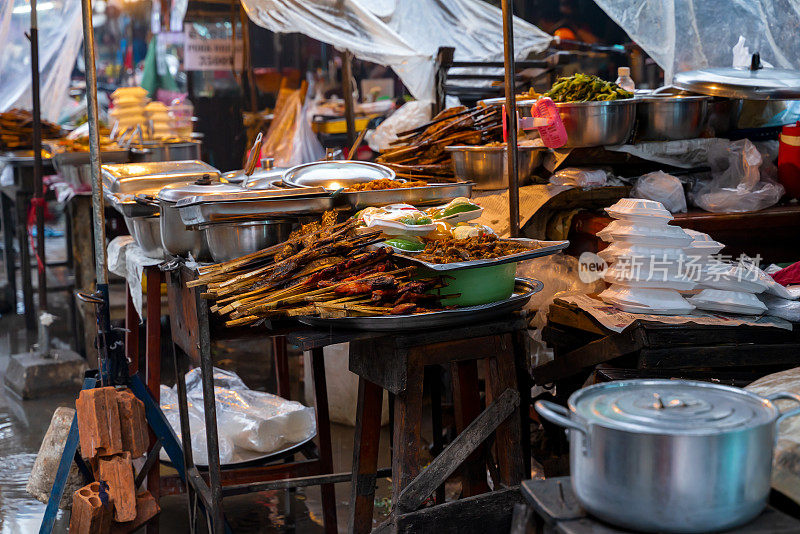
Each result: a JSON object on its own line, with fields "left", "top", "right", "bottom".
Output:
{"left": 0, "top": 208, "right": 416, "bottom": 532}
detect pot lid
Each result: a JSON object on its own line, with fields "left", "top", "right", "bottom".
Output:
{"left": 674, "top": 55, "right": 800, "bottom": 100}
{"left": 101, "top": 160, "right": 220, "bottom": 194}
{"left": 570, "top": 379, "right": 776, "bottom": 434}
{"left": 282, "top": 160, "right": 395, "bottom": 190}
{"left": 157, "top": 175, "right": 241, "bottom": 202}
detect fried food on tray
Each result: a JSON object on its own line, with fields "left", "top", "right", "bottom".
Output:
{"left": 346, "top": 178, "right": 427, "bottom": 191}
{"left": 416, "top": 234, "right": 537, "bottom": 263}
{"left": 544, "top": 73, "right": 634, "bottom": 103}
{"left": 0, "top": 109, "right": 62, "bottom": 150}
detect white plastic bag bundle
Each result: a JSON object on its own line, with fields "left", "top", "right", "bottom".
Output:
{"left": 161, "top": 368, "right": 316, "bottom": 465}
{"left": 692, "top": 139, "right": 784, "bottom": 213}
{"left": 366, "top": 101, "right": 431, "bottom": 152}
{"left": 549, "top": 168, "right": 607, "bottom": 188}
{"left": 630, "top": 171, "right": 687, "bottom": 213}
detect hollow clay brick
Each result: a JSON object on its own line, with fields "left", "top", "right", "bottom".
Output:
{"left": 69, "top": 481, "right": 113, "bottom": 534}
{"left": 76, "top": 387, "right": 123, "bottom": 459}
{"left": 115, "top": 389, "right": 149, "bottom": 458}
{"left": 98, "top": 452, "right": 136, "bottom": 522}
{"left": 111, "top": 491, "right": 161, "bottom": 533}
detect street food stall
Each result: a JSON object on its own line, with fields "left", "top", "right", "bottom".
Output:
{"left": 7, "top": 0, "right": 800, "bottom": 532}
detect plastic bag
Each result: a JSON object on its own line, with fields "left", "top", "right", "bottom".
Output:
{"left": 366, "top": 101, "right": 431, "bottom": 152}
{"left": 692, "top": 139, "right": 784, "bottom": 213}
{"left": 630, "top": 171, "right": 687, "bottom": 213}
{"left": 549, "top": 168, "right": 607, "bottom": 189}
{"left": 160, "top": 368, "right": 316, "bottom": 464}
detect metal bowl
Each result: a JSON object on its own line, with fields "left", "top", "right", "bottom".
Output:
{"left": 204, "top": 220, "right": 295, "bottom": 262}
{"left": 635, "top": 95, "right": 710, "bottom": 141}
{"left": 552, "top": 99, "right": 637, "bottom": 147}
{"left": 707, "top": 98, "right": 743, "bottom": 137}
{"left": 126, "top": 216, "right": 165, "bottom": 259}
{"left": 445, "top": 145, "right": 542, "bottom": 191}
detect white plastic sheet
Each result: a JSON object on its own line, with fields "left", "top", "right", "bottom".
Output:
{"left": 239, "top": 0, "right": 552, "bottom": 101}
{"left": 593, "top": 0, "right": 800, "bottom": 83}
{"left": 0, "top": 0, "right": 83, "bottom": 121}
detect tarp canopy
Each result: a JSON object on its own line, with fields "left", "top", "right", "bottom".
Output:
{"left": 0, "top": 0, "right": 83, "bottom": 121}
{"left": 239, "top": 0, "right": 553, "bottom": 101}
{"left": 594, "top": 0, "right": 800, "bottom": 82}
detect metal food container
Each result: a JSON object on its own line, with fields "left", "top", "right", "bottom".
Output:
{"left": 128, "top": 140, "right": 202, "bottom": 162}
{"left": 536, "top": 379, "right": 800, "bottom": 533}
{"left": 203, "top": 220, "right": 296, "bottom": 262}
{"left": 124, "top": 216, "right": 164, "bottom": 259}
{"left": 445, "top": 145, "right": 542, "bottom": 190}
{"left": 222, "top": 158, "right": 288, "bottom": 189}
{"left": 282, "top": 159, "right": 472, "bottom": 208}
{"left": 635, "top": 95, "right": 710, "bottom": 141}
{"left": 54, "top": 149, "right": 129, "bottom": 188}
{"left": 552, "top": 99, "right": 637, "bottom": 147}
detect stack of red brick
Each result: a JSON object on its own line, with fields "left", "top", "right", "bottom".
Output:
{"left": 71, "top": 387, "right": 160, "bottom": 533}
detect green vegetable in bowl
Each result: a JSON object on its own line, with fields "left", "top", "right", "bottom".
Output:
{"left": 384, "top": 237, "right": 425, "bottom": 252}
{"left": 428, "top": 197, "right": 480, "bottom": 219}
{"left": 544, "top": 73, "right": 634, "bottom": 103}
{"left": 396, "top": 215, "right": 433, "bottom": 225}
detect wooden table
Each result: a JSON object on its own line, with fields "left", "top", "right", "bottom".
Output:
{"left": 568, "top": 206, "right": 800, "bottom": 265}
{"left": 535, "top": 298, "right": 800, "bottom": 388}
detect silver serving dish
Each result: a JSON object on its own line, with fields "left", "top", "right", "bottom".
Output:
{"left": 124, "top": 216, "right": 165, "bottom": 259}
{"left": 395, "top": 239, "right": 569, "bottom": 271}
{"left": 222, "top": 157, "right": 288, "bottom": 189}
{"left": 299, "top": 278, "right": 542, "bottom": 331}
{"left": 203, "top": 219, "right": 296, "bottom": 263}
{"left": 445, "top": 145, "right": 542, "bottom": 190}
{"left": 54, "top": 149, "right": 129, "bottom": 188}
{"left": 335, "top": 182, "right": 475, "bottom": 209}
{"left": 128, "top": 140, "right": 202, "bottom": 162}
{"left": 635, "top": 95, "right": 710, "bottom": 141}
{"left": 176, "top": 187, "right": 333, "bottom": 227}
{"left": 551, "top": 99, "right": 637, "bottom": 147}
{"left": 282, "top": 160, "right": 395, "bottom": 188}
{"left": 674, "top": 65, "right": 800, "bottom": 100}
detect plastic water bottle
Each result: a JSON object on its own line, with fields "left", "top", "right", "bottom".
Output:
{"left": 615, "top": 67, "right": 635, "bottom": 92}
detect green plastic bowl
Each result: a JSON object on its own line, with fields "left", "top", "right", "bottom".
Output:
{"left": 419, "top": 263, "right": 518, "bottom": 306}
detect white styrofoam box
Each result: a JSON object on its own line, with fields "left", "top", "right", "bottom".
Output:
{"left": 605, "top": 198, "right": 673, "bottom": 223}
{"left": 687, "top": 289, "right": 767, "bottom": 315}
{"left": 596, "top": 220, "right": 692, "bottom": 247}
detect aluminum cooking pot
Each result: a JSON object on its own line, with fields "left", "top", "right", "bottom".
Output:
{"left": 635, "top": 95, "right": 710, "bottom": 141}
{"left": 536, "top": 379, "right": 800, "bottom": 533}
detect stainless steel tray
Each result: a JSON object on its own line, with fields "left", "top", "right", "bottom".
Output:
{"left": 101, "top": 160, "right": 219, "bottom": 194}
{"left": 396, "top": 239, "right": 569, "bottom": 271}
{"left": 177, "top": 189, "right": 334, "bottom": 226}
{"left": 298, "top": 278, "right": 542, "bottom": 331}
{"left": 339, "top": 181, "right": 475, "bottom": 209}
{"left": 54, "top": 149, "right": 129, "bottom": 166}
{"left": 106, "top": 193, "right": 159, "bottom": 218}
{"left": 1, "top": 148, "right": 55, "bottom": 165}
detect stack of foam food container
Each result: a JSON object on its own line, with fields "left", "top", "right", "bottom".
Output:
{"left": 597, "top": 198, "right": 696, "bottom": 315}
{"left": 683, "top": 229, "right": 769, "bottom": 315}
{"left": 109, "top": 87, "right": 148, "bottom": 132}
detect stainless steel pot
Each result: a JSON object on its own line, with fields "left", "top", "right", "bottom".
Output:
{"left": 551, "top": 99, "right": 637, "bottom": 147}
{"left": 125, "top": 216, "right": 165, "bottom": 259}
{"left": 536, "top": 379, "right": 800, "bottom": 534}
{"left": 708, "top": 97, "right": 743, "bottom": 136}
{"left": 635, "top": 95, "right": 710, "bottom": 141}
{"left": 445, "top": 145, "right": 542, "bottom": 190}
{"left": 204, "top": 219, "right": 295, "bottom": 262}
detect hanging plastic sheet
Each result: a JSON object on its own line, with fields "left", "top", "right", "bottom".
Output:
{"left": 0, "top": 0, "right": 83, "bottom": 121}
{"left": 238, "top": 0, "right": 552, "bottom": 101}
{"left": 593, "top": 0, "right": 800, "bottom": 84}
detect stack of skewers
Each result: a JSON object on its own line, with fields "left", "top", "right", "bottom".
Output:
{"left": 191, "top": 212, "right": 454, "bottom": 327}
{"left": 376, "top": 105, "right": 502, "bottom": 181}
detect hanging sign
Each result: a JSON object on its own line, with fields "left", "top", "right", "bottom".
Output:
{"left": 183, "top": 26, "right": 243, "bottom": 71}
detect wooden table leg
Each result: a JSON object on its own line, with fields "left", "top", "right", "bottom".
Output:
{"left": 145, "top": 267, "right": 162, "bottom": 534}
{"left": 273, "top": 336, "right": 290, "bottom": 399}
{"left": 512, "top": 330, "right": 531, "bottom": 476}
{"left": 451, "top": 359, "right": 489, "bottom": 497}
{"left": 487, "top": 335, "right": 526, "bottom": 486}
{"left": 392, "top": 351, "right": 424, "bottom": 500}
{"left": 427, "top": 367, "right": 445, "bottom": 504}
{"left": 348, "top": 377, "right": 382, "bottom": 534}
{"left": 309, "top": 348, "right": 338, "bottom": 534}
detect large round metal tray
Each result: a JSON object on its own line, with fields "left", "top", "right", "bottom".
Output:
{"left": 298, "top": 278, "right": 542, "bottom": 332}
{"left": 161, "top": 432, "right": 317, "bottom": 469}
{"left": 395, "top": 239, "right": 569, "bottom": 272}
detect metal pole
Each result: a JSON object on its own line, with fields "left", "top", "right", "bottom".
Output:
{"left": 342, "top": 50, "right": 356, "bottom": 150}
{"left": 29, "top": 0, "right": 50, "bottom": 352}
{"left": 502, "top": 0, "right": 520, "bottom": 237}
{"left": 80, "top": 0, "right": 113, "bottom": 383}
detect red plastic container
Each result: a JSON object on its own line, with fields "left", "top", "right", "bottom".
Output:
{"left": 778, "top": 121, "right": 800, "bottom": 199}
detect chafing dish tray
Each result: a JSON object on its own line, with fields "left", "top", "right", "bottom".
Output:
{"left": 298, "top": 278, "right": 542, "bottom": 331}
{"left": 395, "top": 239, "right": 569, "bottom": 271}
{"left": 176, "top": 187, "right": 334, "bottom": 226}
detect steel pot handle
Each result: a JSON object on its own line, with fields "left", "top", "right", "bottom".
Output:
{"left": 766, "top": 392, "right": 800, "bottom": 424}
{"left": 535, "top": 400, "right": 589, "bottom": 438}
{"left": 134, "top": 194, "right": 159, "bottom": 207}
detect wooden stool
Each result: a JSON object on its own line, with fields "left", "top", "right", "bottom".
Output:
{"left": 343, "top": 318, "right": 531, "bottom": 534}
